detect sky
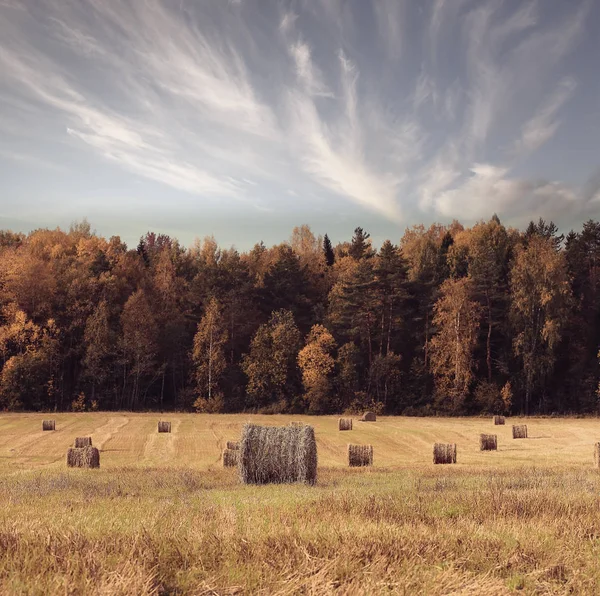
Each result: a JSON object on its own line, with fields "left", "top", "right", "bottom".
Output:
{"left": 1, "top": 0, "right": 599, "bottom": 250}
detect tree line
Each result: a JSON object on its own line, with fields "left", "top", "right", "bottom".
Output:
{"left": 0, "top": 216, "right": 598, "bottom": 415}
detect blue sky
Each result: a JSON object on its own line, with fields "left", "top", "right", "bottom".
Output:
{"left": 1, "top": 0, "right": 599, "bottom": 250}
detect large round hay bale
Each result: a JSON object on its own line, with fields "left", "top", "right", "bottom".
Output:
{"left": 433, "top": 443, "right": 457, "bottom": 464}
{"left": 239, "top": 423, "right": 317, "bottom": 485}
{"left": 594, "top": 443, "right": 600, "bottom": 469}
{"left": 74, "top": 437, "right": 92, "bottom": 448}
{"left": 512, "top": 424, "right": 527, "bottom": 439}
{"left": 360, "top": 411, "right": 376, "bottom": 422}
{"left": 226, "top": 441, "right": 240, "bottom": 450}
{"left": 338, "top": 418, "right": 353, "bottom": 431}
{"left": 42, "top": 420, "right": 55, "bottom": 431}
{"left": 223, "top": 448, "right": 239, "bottom": 467}
{"left": 158, "top": 421, "right": 171, "bottom": 433}
{"left": 493, "top": 415, "right": 505, "bottom": 425}
{"left": 66, "top": 446, "right": 100, "bottom": 468}
{"left": 479, "top": 434, "right": 497, "bottom": 451}
{"left": 348, "top": 444, "right": 373, "bottom": 466}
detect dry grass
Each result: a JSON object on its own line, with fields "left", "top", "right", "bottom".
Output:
{"left": 480, "top": 434, "right": 498, "bottom": 451}
{"left": 3, "top": 414, "right": 600, "bottom": 592}
{"left": 338, "top": 417, "right": 353, "bottom": 431}
{"left": 2, "top": 465, "right": 600, "bottom": 593}
{"left": 434, "top": 443, "right": 457, "bottom": 464}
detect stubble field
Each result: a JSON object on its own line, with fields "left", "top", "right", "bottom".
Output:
{"left": 1, "top": 413, "right": 600, "bottom": 595}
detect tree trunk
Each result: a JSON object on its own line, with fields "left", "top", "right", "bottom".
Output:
{"left": 486, "top": 290, "right": 492, "bottom": 382}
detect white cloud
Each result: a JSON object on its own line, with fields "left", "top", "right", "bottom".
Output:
{"left": 514, "top": 77, "right": 576, "bottom": 155}
{"left": 0, "top": 0, "right": 594, "bottom": 231}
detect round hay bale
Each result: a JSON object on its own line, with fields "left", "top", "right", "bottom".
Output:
{"left": 433, "top": 443, "right": 457, "bottom": 464}
{"left": 223, "top": 448, "right": 239, "bottom": 467}
{"left": 512, "top": 424, "right": 527, "bottom": 439}
{"left": 493, "top": 415, "right": 505, "bottom": 425}
{"left": 226, "top": 441, "right": 240, "bottom": 450}
{"left": 479, "top": 434, "right": 497, "bottom": 451}
{"left": 289, "top": 421, "right": 303, "bottom": 427}
{"left": 158, "top": 421, "right": 171, "bottom": 433}
{"left": 66, "top": 446, "right": 100, "bottom": 468}
{"left": 239, "top": 423, "right": 317, "bottom": 485}
{"left": 347, "top": 444, "right": 373, "bottom": 467}
{"left": 594, "top": 443, "right": 600, "bottom": 469}
{"left": 74, "top": 437, "right": 92, "bottom": 448}
{"left": 360, "top": 411, "right": 376, "bottom": 422}
{"left": 338, "top": 418, "right": 353, "bottom": 431}
{"left": 42, "top": 420, "right": 55, "bottom": 431}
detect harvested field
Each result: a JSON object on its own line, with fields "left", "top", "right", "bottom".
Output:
{"left": 3, "top": 414, "right": 600, "bottom": 592}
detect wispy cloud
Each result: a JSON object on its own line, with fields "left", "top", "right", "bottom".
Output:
{"left": 0, "top": 0, "right": 596, "bottom": 233}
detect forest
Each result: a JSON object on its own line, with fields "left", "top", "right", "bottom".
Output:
{"left": 0, "top": 216, "right": 598, "bottom": 416}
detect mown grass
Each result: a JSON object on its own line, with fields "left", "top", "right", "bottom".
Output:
{"left": 2, "top": 465, "right": 600, "bottom": 594}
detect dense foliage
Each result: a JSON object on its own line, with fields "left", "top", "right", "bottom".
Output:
{"left": 0, "top": 217, "right": 598, "bottom": 415}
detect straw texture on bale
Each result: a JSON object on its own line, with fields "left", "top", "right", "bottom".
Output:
{"left": 226, "top": 441, "right": 240, "bottom": 450}
{"left": 493, "top": 415, "right": 506, "bottom": 425}
{"left": 433, "top": 443, "right": 457, "bottom": 464}
{"left": 239, "top": 423, "right": 317, "bottom": 485}
{"left": 512, "top": 424, "right": 528, "bottom": 439}
{"left": 360, "top": 411, "right": 376, "bottom": 422}
{"left": 594, "top": 443, "right": 600, "bottom": 469}
{"left": 158, "top": 421, "right": 171, "bottom": 433}
{"left": 338, "top": 418, "right": 353, "bottom": 431}
{"left": 222, "top": 448, "right": 239, "bottom": 467}
{"left": 74, "top": 437, "right": 92, "bottom": 448}
{"left": 66, "top": 446, "right": 100, "bottom": 468}
{"left": 479, "top": 434, "right": 497, "bottom": 451}
{"left": 348, "top": 444, "right": 373, "bottom": 467}
{"left": 42, "top": 420, "right": 55, "bottom": 431}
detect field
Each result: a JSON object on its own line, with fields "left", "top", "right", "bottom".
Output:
{"left": 2, "top": 414, "right": 600, "bottom": 594}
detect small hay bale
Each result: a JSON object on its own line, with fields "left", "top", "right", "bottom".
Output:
{"left": 338, "top": 418, "right": 353, "bottom": 431}
{"left": 158, "top": 421, "right": 171, "bottom": 433}
{"left": 74, "top": 437, "right": 92, "bottom": 448}
{"left": 594, "top": 443, "right": 600, "bottom": 469}
{"left": 348, "top": 444, "right": 373, "bottom": 467}
{"left": 360, "top": 411, "right": 376, "bottom": 422}
{"left": 42, "top": 420, "right": 55, "bottom": 431}
{"left": 66, "top": 446, "right": 100, "bottom": 469}
{"left": 239, "top": 423, "right": 317, "bottom": 485}
{"left": 433, "top": 443, "right": 457, "bottom": 464}
{"left": 289, "top": 421, "right": 303, "bottom": 427}
{"left": 226, "top": 441, "right": 240, "bottom": 450}
{"left": 493, "top": 415, "right": 505, "bottom": 425}
{"left": 512, "top": 424, "right": 527, "bottom": 439}
{"left": 480, "top": 434, "right": 497, "bottom": 451}
{"left": 223, "top": 448, "right": 239, "bottom": 467}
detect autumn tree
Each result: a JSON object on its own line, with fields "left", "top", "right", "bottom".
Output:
{"left": 242, "top": 309, "right": 301, "bottom": 410}
{"left": 192, "top": 298, "right": 228, "bottom": 411}
{"left": 429, "top": 278, "right": 482, "bottom": 411}
{"left": 298, "top": 324, "right": 336, "bottom": 413}
{"left": 120, "top": 289, "right": 158, "bottom": 410}
{"left": 510, "top": 236, "right": 571, "bottom": 414}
